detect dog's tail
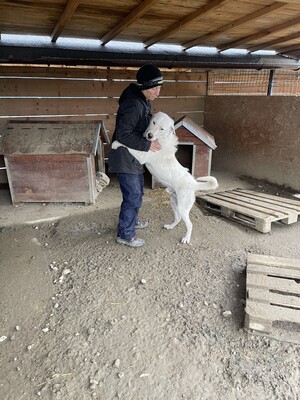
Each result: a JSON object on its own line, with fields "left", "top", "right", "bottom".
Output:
{"left": 195, "top": 176, "right": 218, "bottom": 191}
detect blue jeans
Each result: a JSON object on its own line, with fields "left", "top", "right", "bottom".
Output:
{"left": 116, "top": 173, "right": 144, "bottom": 240}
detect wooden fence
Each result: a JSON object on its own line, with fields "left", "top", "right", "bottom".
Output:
{"left": 1, "top": 65, "right": 300, "bottom": 136}
{"left": 0, "top": 65, "right": 207, "bottom": 136}
{"left": 1, "top": 65, "right": 300, "bottom": 186}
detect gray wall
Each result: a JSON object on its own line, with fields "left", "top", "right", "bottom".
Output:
{"left": 204, "top": 96, "right": 300, "bottom": 191}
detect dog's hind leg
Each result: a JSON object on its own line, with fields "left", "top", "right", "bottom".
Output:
{"left": 177, "top": 193, "right": 195, "bottom": 244}
{"left": 180, "top": 210, "right": 192, "bottom": 244}
{"left": 164, "top": 188, "right": 181, "bottom": 230}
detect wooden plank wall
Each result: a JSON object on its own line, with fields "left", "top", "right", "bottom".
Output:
{"left": 0, "top": 65, "right": 207, "bottom": 138}
{"left": 1, "top": 66, "right": 299, "bottom": 136}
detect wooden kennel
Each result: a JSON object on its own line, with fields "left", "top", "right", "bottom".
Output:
{"left": 1, "top": 120, "right": 109, "bottom": 205}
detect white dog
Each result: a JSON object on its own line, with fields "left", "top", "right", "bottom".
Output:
{"left": 112, "top": 112, "right": 218, "bottom": 244}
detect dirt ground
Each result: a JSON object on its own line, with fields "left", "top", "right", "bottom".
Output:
{"left": 0, "top": 170, "right": 300, "bottom": 400}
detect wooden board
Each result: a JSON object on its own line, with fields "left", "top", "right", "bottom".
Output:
{"left": 196, "top": 189, "right": 300, "bottom": 233}
{"left": 0, "top": 97, "right": 204, "bottom": 118}
{"left": 245, "top": 253, "right": 300, "bottom": 343}
{"left": 5, "top": 154, "right": 98, "bottom": 205}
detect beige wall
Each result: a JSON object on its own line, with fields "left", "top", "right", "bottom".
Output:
{"left": 204, "top": 96, "right": 300, "bottom": 191}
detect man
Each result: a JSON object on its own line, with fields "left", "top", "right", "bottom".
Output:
{"left": 108, "top": 65, "right": 163, "bottom": 247}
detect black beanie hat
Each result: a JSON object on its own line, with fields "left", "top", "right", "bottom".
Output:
{"left": 136, "top": 65, "right": 164, "bottom": 90}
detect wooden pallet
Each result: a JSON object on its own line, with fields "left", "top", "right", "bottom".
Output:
{"left": 245, "top": 254, "right": 300, "bottom": 343}
{"left": 196, "top": 189, "right": 300, "bottom": 233}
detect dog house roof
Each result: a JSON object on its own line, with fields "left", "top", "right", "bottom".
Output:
{"left": 174, "top": 116, "right": 217, "bottom": 150}
{"left": 0, "top": 121, "right": 102, "bottom": 156}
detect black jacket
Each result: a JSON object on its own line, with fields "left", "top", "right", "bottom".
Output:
{"left": 108, "top": 83, "right": 152, "bottom": 174}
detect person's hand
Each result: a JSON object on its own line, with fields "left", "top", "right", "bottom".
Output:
{"left": 150, "top": 140, "right": 161, "bottom": 152}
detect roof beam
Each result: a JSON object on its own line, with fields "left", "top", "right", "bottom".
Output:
{"left": 278, "top": 42, "right": 300, "bottom": 54}
{"left": 51, "top": 0, "right": 80, "bottom": 43}
{"left": 219, "top": 15, "right": 300, "bottom": 52}
{"left": 100, "top": 0, "right": 159, "bottom": 46}
{"left": 248, "top": 32, "right": 300, "bottom": 53}
{"left": 183, "top": 2, "right": 286, "bottom": 51}
{"left": 144, "top": 0, "right": 228, "bottom": 49}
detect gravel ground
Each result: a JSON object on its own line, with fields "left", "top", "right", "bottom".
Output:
{"left": 0, "top": 170, "right": 300, "bottom": 400}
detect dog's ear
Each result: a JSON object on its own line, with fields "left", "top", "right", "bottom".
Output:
{"left": 171, "top": 124, "right": 176, "bottom": 135}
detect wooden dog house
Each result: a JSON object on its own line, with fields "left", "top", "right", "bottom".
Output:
{"left": 1, "top": 120, "right": 109, "bottom": 205}
{"left": 174, "top": 115, "right": 217, "bottom": 177}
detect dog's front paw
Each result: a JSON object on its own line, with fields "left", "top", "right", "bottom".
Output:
{"left": 111, "top": 140, "right": 121, "bottom": 150}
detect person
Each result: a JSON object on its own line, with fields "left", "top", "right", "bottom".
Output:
{"left": 108, "top": 64, "right": 163, "bottom": 248}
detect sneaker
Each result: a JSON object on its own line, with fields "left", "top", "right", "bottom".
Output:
{"left": 116, "top": 236, "right": 145, "bottom": 248}
{"left": 135, "top": 220, "right": 149, "bottom": 229}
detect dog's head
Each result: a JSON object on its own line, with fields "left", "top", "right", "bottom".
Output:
{"left": 144, "top": 112, "right": 175, "bottom": 141}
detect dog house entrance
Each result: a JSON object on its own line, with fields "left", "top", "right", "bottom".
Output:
{"left": 177, "top": 143, "right": 194, "bottom": 173}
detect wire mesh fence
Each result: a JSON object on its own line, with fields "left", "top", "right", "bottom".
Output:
{"left": 207, "top": 69, "right": 300, "bottom": 96}
{"left": 272, "top": 70, "right": 300, "bottom": 96}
